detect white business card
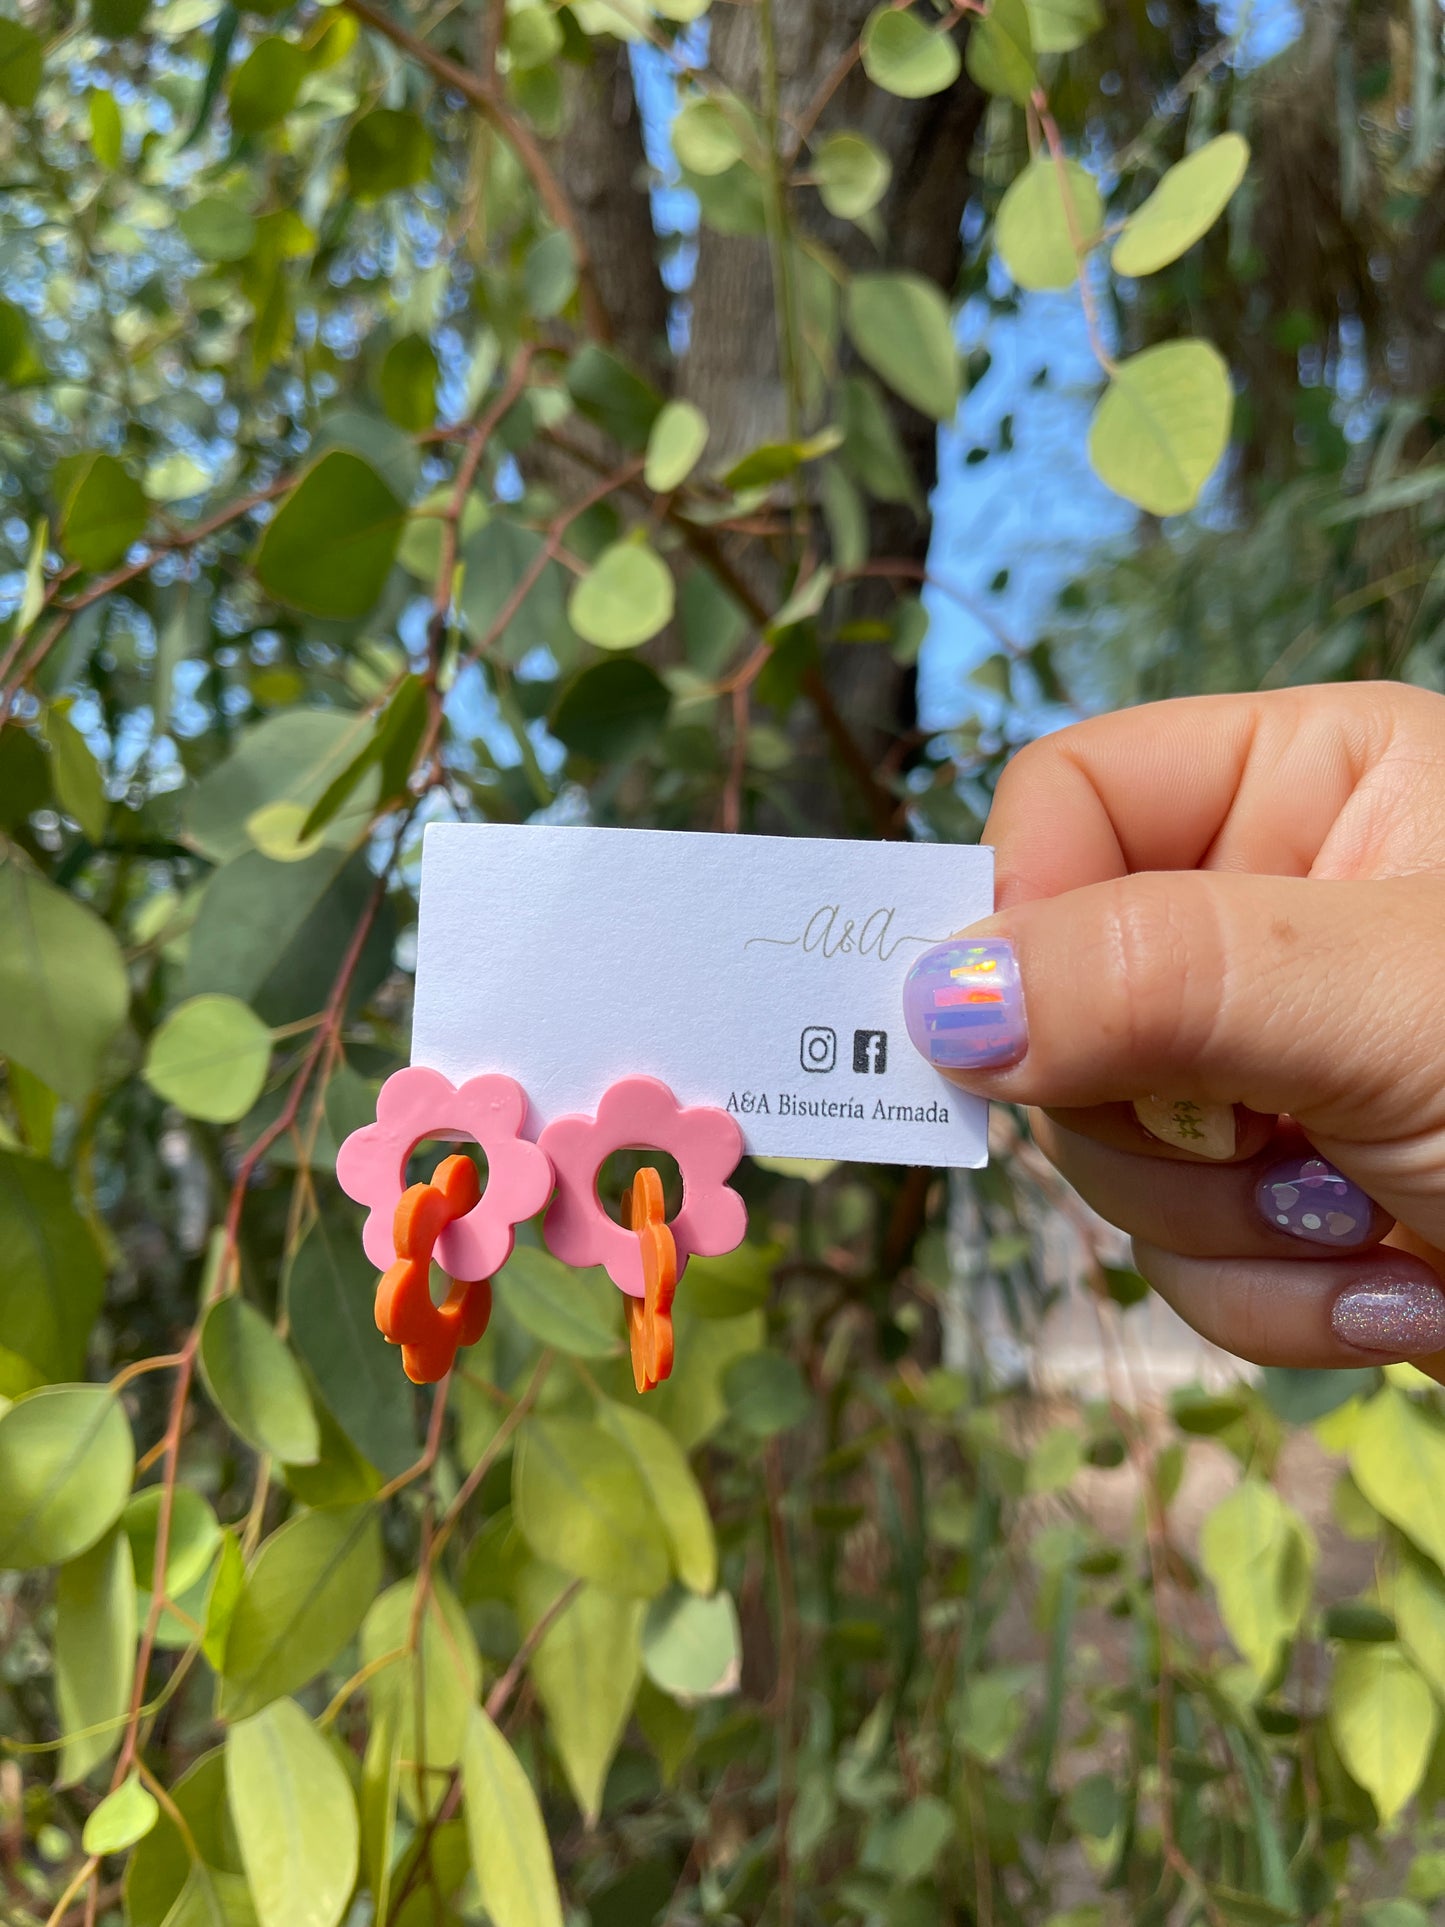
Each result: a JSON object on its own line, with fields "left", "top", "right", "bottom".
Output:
{"left": 411, "top": 824, "right": 993, "bottom": 1167}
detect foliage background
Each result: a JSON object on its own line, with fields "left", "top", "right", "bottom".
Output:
{"left": 4, "top": 1, "right": 1445, "bottom": 1924}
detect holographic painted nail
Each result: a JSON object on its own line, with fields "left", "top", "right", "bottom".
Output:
{"left": 1331, "top": 1274, "right": 1445, "bottom": 1356}
{"left": 1256, "top": 1155, "right": 1373, "bottom": 1247}
{"left": 1132, "top": 1096, "right": 1236, "bottom": 1160}
{"left": 902, "top": 937, "right": 1026, "bottom": 1072}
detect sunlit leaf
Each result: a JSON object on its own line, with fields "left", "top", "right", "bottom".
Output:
{"left": 844, "top": 273, "right": 959, "bottom": 422}
{"left": 995, "top": 156, "right": 1103, "bottom": 290}
{"left": 56, "top": 1528, "right": 135, "bottom": 1785}
{"left": 1087, "top": 339, "right": 1232, "bottom": 515}
{"left": 461, "top": 1706, "right": 565, "bottom": 1927}
{"left": 860, "top": 7, "right": 961, "bottom": 98}
{"left": 1111, "top": 133, "right": 1251, "bottom": 279}
{"left": 0, "top": 1385, "right": 134, "bottom": 1570}
{"left": 226, "top": 1699, "right": 359, "bottom": 1927}
{"left": 144, "top": 996, "right": 273, "bottom": 1124}
{"left": 1329, "top": 1644, "right": 1437, "bottom": 1824}
{"left": 198, "top": 1294, "right": 320, "bottom": 1465}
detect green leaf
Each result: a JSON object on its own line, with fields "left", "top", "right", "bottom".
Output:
{"left": 995, "top": 156, "right": 1103, "bottom": 291}
{"left": 1087, "top": 340, "right": 1232, "bottom": 516}
{"left": 723, "top": 1350, "right": 811, "bottom": 1438}
{"left": 459, "top": 518, "right": 567, "bottom": 663}
{"left": 0, "top": 299, "right": 44, "bottom": 386}
{"left": 682, "top": 1243, "right": 775, "bottom": 1320}
{"left": 1349, "top": 1386, "right": 1445, "bottom": 1572}
{"left": 178, "top": 197, "right": 256, "bottom": 262}
{"left": 569, "top": 539, "right": 675, "bottom": 650}
{"left": 378, "top": 334, "right": 438, "bottom": 432}
{"left": 566, "top": 344, "right": 665, "bottom": 450}
{"left": 813, "top": 131, "right": 891, "bottom": 220}
{"left": 198, "top": 1295, "right": 320, "bottom": 1465}
{"left": 1025, "top": 0, "right": 1102, "bottom": 51}
{"left": 641, "top": 1589, "right": 741, "bottom": 1699}
{"left": 88, "top": 87, "right": 123, "bottom": 166}
{"left": 183, "top": 846, "right": 395, "bottom": 1027}
{"left": 516, "top": 1563, "right": 642, "bottom": 1824}
{"left": 596, "top": 1399, "right": 716, "bottom": 1595}
{"left": 227, "top": 37, "right": 303, "bottom": 135}
{"left": 767, "top": 563, "right": 834, "bottom": 637}
{"left": 361, "top": 1697, "right": 401, "bottom": 1924}
{"left": 493, "top": 1247, "right": 622, "bottom": 1356}
{"left": 59, "top": 453, "right": 147, "bottom": 571}
{"left": 203, "top": 1530, "right": 245, "bottom": 1672}
{"left": 551, "top": 658, "right": 671, "bottom": 762}
{"left": 0, "top": 1385, "right": 134, "bottom": 1570}
{"left": 91, "top": 0, "right": 147, "bottom": 34}
{"left": 186, "top": 709, "right": 380, "bottom": 863}
{"left": 838, "top": 374, "right": 921, "bottom": 507}
{"left": 124, "top": 1484, "right": 222, "bottom": 1601}
{"left": 514, "top": 1415, "right": 671, "bottom": 1597}
{"left": 40, "top": 703, "right": 107, "bottom": 841}
{"left": 844, "top": 273, "right": 959, "bottom": 422}
{"left": 0, "top": 1149, "right": 105, "bottom": 1390}
{"left": 226, "top": 1699, "right": 359, "bottom": 1927}
{"left": 123, "top": 1750, "right": 249, "bottom": 1927}
{"left": 56, "top": 1528, "right": 136, "bottom": 1786}
{"left": 1395, "top": 1558, "right": 1445, "bottom": 1701}
{"left": 462, "top": 1705, "right": 565, "bottom": 1927}
{"left": 83, "top": 1773, "right": 158, "bottom": 1855}
{"left": 361, "top": 1578, "right": 481, "bottom": 1793}
{"left": 671, "top": 98, "right": 744, "bottom": 175}
{"left": 144, "top": 996, "right": 273, "bottom": 1124}
{"left": 255, "top": 450, "right": 404, "bottom": 620}
{"left": 866, "top": 1796, "right": 955, "bottom": 1884}
{"left": 860, "top": 7, "right": 961, "bottom": 98}
{"left": 0, "top": 19, "right": 42, "bottom": 108}
{"left": 299, "top": 676, "right": 426, "bottom": 842}
{"left": 1199, "top": 1479, "right": 1315, "bottom": 1679}
{"left": 218, "top": 1503, "right": 382, "bottom": 1720}
{"left": 645, "top": 399, "right": 709, "bottom": 492}
{"left": 284, "top": 1214, "right": 417, "bottom": 1479}
{"left": 1111, "top": 133, "right": 1251, "bottom": 279}
{"left": 1329, "top": 1644, "right": 1437, "bottom": 1824}
{"left": 524, "top": 229, "right": 577, "bottom": 318}
{"left": 346, "top": 108, "right": 433, "bottom": 199}
{"left": 965, "top": 0, "right": 1035, "bottom": 101}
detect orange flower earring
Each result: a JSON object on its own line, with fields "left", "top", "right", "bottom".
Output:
{"left": 621, "top": 1167, "right": 676, "bottom": 1393}
{"left": 374, "top": 1154, "right": 495, "bottom": 1384}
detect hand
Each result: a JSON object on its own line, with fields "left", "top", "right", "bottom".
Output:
{"left": 903, "top": 682, "right": 1445, "bottom": 1377}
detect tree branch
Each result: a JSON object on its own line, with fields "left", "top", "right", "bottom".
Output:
{"left": 342, "top": 0, "right": 612, "bottom": 343}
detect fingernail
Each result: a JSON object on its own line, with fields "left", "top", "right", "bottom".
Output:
{"left": 1332, "top": 1275, "right": 1445, "bottom": 1356}
{"left": 902, "top": 937, "right": 1026, "bottom": 1071}
{"left": 1133, "top": 1096, "right": 1236, "bottom": 1160}
{"left": 1256, "top": 1155, "right": 1373, "bottom": 1247}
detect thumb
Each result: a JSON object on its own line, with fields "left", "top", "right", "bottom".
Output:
{"left": 901, "top": 871, "right": 1445, "bottom": 1227}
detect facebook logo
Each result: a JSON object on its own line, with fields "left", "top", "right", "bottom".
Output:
{"left": 852, "top": 1029, "right": 888, "bottom": 1074}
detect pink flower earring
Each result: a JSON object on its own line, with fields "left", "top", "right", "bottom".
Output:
{"left": 336, "top": 1066, "right": 553, "bottom": 1280}
{"left": 538, "top": 1075, "right": 746, "bottom": 1296}
{"left": 336, "top": 1069, "right": 747, "bottom": 1392}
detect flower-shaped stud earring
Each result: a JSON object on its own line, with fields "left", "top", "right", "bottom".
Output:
{"left": 375, "top": 1154, "right": 493, "bottom": 1384}
{"left": 538, "top": 1076, "right": 746, "bottom": 1297}
{"left": 337, "top": 1066, "right": 553, "bottom": 1281}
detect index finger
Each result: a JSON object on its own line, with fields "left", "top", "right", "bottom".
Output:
{"left": 985, "top": 687, "right": 1388, "bottom": 909}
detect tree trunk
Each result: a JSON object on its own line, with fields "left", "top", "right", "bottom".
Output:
{"left": 553, "top": 9, "right": 988, "bottom": 831}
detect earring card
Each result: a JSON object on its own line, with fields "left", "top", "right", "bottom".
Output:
{"left": 411, "top": 823, "right": 994, "bottom": 1168}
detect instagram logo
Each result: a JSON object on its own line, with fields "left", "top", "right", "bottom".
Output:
{"left": 799, "top": 1026, "right": 837, "bottom": 1073}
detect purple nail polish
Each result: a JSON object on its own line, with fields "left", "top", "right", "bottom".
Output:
{"left": 1256, "top": 1155, "right": 1373, "bottom": 1247}
{"left": 902, "top": 938, "right": 1026, "bottom": 1072}
{"left": 1332, "top": 1275, "right": 1445, "bottom": 1356}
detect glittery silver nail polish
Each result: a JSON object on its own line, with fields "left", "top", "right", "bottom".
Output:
{"left": 1331, "top": 1277, "right": 1445, "bottom": 1356}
